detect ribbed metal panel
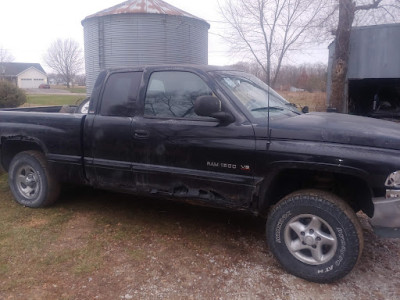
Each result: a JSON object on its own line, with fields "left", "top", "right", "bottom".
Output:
{"left": 347, "top": 24, "right": 400, "bottom": 79}
{"left": 326, "top": 24, "right": 400, "bottom": 107}
{"left": 83, "top": 13, "right": 209, "bottom": 95}
{"left": 83, "top": 20, "right": 101, "bottom": 96}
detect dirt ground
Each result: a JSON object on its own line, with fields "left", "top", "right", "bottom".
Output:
{"left": 1, "top": 185, "right": 400, "bottom": 300}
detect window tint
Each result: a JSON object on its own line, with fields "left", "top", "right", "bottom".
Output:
{"left": 144, "top": 71, "right": 213, "bottom": 119}
{"left": 100, "top": 72, "right": 142, "bottom": 117}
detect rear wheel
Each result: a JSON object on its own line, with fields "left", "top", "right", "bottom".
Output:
{"left": 266, "top": 189, "right": 363, "bottom": 283}
{"left": 8, "top": 151, "right": 60, "bottom": 207}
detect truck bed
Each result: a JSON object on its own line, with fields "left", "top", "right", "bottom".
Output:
{"left": 1, "top": 105, "right": 78, "bottom": 113}
{"left": 0, "top": 108, "right": 86, "bottom": 183}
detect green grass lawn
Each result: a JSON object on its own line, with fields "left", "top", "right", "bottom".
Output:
{"left": 0, "top": 173, "right": 248, "bottom": 297}
{"left": 68, "top": 87, "right": 86, "bottom": 94}
{"left": 26, "top": 95, "right": 86, "bottom": 106}
{"left": 51, "top": 85, "right": 86, "bottom": 94}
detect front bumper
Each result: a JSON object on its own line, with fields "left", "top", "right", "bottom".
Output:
{"left": 370, "top": 190, "right": 400, "bottom": 238}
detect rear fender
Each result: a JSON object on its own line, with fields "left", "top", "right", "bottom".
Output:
{"left": 0, "top": 136, "right": 47, "bottom": 171}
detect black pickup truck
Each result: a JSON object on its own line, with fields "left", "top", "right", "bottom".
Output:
{"left": 1, "top": 65, "right": 400, "bottom": 283}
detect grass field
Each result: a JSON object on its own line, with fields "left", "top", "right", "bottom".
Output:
{"left": 280, "top": 91, "right": 327, "bottom": 112}
{"left": 68, "top": 87, "right": 86, "bottom": 94}
{"left": 0, "top": 175, "right": 106, "bottom": 292}
{"left": 0, "top": 174, "right": 265, "bottom": 298}
{"left": 26, "top": 95, "right": 86, "bottom": 106}
{"left": 1, "top": 173, "right": 400, "bottom": 299}
{"left": 51, "top": 85, "right": 86, "bottom": 94}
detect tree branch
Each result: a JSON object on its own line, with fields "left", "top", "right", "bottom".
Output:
{"left": 355, "top": 0, "right": 383, "bottom": 11}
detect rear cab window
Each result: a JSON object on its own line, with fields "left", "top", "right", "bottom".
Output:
{"left": 100, "top": 72, "right": 143, "bottom": 117}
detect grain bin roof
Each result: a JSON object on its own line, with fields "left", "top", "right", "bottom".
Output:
{"left": 83, "top": 0, "right": 209, "bottom": 25}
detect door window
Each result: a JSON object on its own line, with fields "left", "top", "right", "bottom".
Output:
{"left": 144, "top": 71, "right": 213, "bottom": 119}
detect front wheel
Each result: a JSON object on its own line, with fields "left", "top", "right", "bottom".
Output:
{"left": 8, "top": 151, "right": 60, "bottom": 208}
{"left": 266, "top": 190, "right": 363, "bottom": 283}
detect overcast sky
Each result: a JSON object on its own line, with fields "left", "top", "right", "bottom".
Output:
{"left": 0, "top": 0, "right": 329, "bottom": 72}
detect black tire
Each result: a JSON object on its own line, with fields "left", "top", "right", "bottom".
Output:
{"left": 266, "top": 189, "right": 363, "bottom": 283}
{"left": 8, "top": 151, "right": 60, "bottom": 208}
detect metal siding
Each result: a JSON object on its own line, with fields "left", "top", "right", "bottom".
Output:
{"left": 326, "top": 24, "right": 400, "bottom": 107}
{"left": 347, "top": 24, "right": 400, "bottom": 79}
{"left": 83, "top": 13, "right": 209, "bottom": 95}
{"left": 83, "top": 19, "right": 101, "bottom": 97}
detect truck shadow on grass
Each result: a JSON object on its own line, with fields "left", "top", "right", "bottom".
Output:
{"left": 44, "top": 186, "right": 400, "bottom": 269}
{"left": 56, "top": 186, "right": 267, "bottom": 252}
{"left": 2, "top": 183, "right": 400, "bottom": 298}
{"left": 52, "top": 187, "right": 400, "bottom": 298}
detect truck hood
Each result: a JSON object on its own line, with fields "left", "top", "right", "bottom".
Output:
{"left": 271, "top": 112, "right": 400, "bottom": 150}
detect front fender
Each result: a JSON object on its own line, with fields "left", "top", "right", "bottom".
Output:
{"left": 256, "top": 161, "right": 373, "bottom": 217}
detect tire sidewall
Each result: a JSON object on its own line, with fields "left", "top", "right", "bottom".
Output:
{"left": 9, "top": 153, "right": 48, "bottom": 208}
{"left": 267, "top": 195, "right": 360, "bottom": 283}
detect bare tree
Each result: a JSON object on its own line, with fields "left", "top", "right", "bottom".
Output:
{"left": 329, "top": 0, "right": 400, "bottom": 112}
{"left": 44, "top": 39, "right": 83, "bottom": 88}
{"left": 276, "top": 63, "right": 327, "bottom": 92}
{"left": 0, "top": 47, "right": 15, "bottom": 64}
{"left": 74, "top": 74, "right": 86, "bottom": 86}
{"left": 219, "top": 0, "right": 333, "bottom": 87}
{"left": 229, "top": 61, "right": 266, "bottom": 79}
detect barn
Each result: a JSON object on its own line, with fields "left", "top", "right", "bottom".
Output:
{"left": 327, "top": 23, "right": 400, "bottom": 120}
{"left": 0, "top": 62, "right": 47, "bottom": 89}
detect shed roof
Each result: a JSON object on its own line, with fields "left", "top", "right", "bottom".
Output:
{"left": 0, "top": 62, "right": 46, "bottom": 76}
{"left": 83, "top": 0, "right": 207, "bottom": 23}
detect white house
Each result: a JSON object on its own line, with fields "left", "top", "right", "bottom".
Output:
{"left": 0, "top": 62, "right": 47, "bottom": 88}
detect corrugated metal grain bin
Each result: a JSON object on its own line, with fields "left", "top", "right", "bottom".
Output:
{"left": 82, "top": 0, "right": 210, "bottom": 95}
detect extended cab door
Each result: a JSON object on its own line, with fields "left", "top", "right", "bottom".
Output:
{"left": 85, "top": 71, "right": 142, "bottom": 190}
{"left": 132, "top": 70, "right": 256, "bottom": 208}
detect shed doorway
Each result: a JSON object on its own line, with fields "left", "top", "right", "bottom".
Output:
{"left": 348, "top": 78, "right": 400, "bottom": 121}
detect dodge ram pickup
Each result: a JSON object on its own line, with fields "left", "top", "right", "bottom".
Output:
{"left": 1, "top": 65, "right": 400, "bottom": 283}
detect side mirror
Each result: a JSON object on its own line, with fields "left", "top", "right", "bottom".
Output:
{"left": 194, "top": 96, "right": 235, "bottom": 123}
{"left": 76, "top": 97, "right": 90, "bottom": 114}
{"left": 302, "top": 106, "right": 309, "bottom": 114}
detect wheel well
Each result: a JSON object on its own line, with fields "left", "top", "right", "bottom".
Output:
{"left": 1, "top": 139, "right": 44, "bottom": 171}
{"left": 260, "top": 169, "right": 374, "bottom": 218}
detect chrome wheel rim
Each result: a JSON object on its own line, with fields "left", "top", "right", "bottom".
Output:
{"left": 284, "top": 214, "right": 337, "bottom": 265}
{"left": 15, "top": 164, "right": 41, "bottom": 200}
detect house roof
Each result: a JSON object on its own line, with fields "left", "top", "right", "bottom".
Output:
{"left": 0, "top": 62, "right": 46, "bottom": 77}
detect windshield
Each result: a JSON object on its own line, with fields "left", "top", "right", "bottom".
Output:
{"left": 214, "top": 71, "right": 300, "bottom": 119}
